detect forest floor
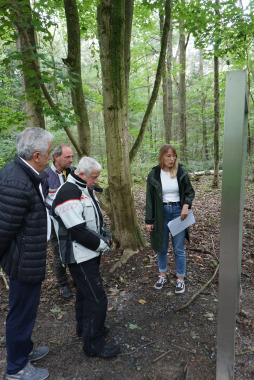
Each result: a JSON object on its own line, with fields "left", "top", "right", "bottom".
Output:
{"left": 0, "top": 176, "right": 253, "bottom": 380}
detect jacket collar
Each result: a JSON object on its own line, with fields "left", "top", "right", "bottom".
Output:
{"left": 14, "top": 155, "right": 43, "bottom": 185}
{"left": 67, "top": 171, "right": 103, "bottom": 193}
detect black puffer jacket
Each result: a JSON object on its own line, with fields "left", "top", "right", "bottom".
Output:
{"left": 0, "top": 155, "right": 47, "bottom": 284}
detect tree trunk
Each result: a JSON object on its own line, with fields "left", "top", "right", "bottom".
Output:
{"left": 160, "top": 13, "right": 173, "bottom": 145}
{"left": 199, "top": 50, "right": 209, "bottom": 160}
{"left": 160, "top": 12, "right": 169, "bottom": 143}
{"left": 212, "top": 0, "right": 220, "bottom": 188}
{"left": 166, "top": 21, "right": 173, "bottom": 144}
{"left": 178, "top": 14, "right": 187, "bottom": 162}
{"left": 63, "top": 0, "right": 91, "bottom": 157}
{"left": 97, "top": 0, "right": 144, "bottom": 251}
{"left": 15, "top": 0, "right": 45, "bottom": 129}
{"left": 129, "top": 0, "right": 172, "bottom": 162}
{"left": 213, "top": 54, "right": 220, "bottom": 187}
{"left": 9, "top": 0, "right": 83, "bottom": 156}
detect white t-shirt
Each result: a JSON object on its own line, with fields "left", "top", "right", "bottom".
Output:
{"left": 160, "top": 169, "right": 180, "bottom": 203}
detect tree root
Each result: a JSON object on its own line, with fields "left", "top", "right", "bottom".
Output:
{"left": 173, "top": 264, "right": 219, "bottom": 312}
{"left": 109, "top": 249, "right": 138, "bottom": 273}
{"left": 0, "top": 269, "right": 9, "bottom": 290}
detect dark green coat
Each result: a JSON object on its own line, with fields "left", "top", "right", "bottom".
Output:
{"left": 145, "top": 164, "right": 195, "bottom": 252}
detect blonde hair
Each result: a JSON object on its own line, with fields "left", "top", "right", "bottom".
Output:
{"left": 158, "top": 144, "right": 178, "bottom": 178}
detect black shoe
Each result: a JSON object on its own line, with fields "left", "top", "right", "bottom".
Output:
{"left": 59, "top": 284, "right": 72, "bottom": 299}
{"left": 85, "top": 342, "right": 120, "bottom": 358}
{"left": 77, "top": 325, "right": 109, "bottom": 338}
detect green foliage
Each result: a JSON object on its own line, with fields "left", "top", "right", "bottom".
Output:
{"left": 0, "top": 65, "right": 27, "bottom": 133}
{"left": 179, "top": 0, "right": 254, "bottom": 62}
{"left": 0, "top": 0, "right": 253, "bottom": 180}
{"left": 0, "top": 132, "right": 18, "bottom": 168}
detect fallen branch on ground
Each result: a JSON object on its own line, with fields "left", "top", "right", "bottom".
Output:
{"left": 235, "top": 348, "right": 254, "bottom": 356}
{"left": 173, "top": 264, "right": 219, "bottom": 312}
{"left": 152, "top": 349, "right": 172, "bottom": 363}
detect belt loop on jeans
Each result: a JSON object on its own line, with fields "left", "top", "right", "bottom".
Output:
{"left": 163, "top": 201, "right": 181, "bottom": 206}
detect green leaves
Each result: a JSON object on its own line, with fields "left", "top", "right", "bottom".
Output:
{"left": 129, "top": 323, "right": 142, "bottom": 330}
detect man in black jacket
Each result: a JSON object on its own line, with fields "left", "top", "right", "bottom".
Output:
{"left": 0, "top": 127, "right": 53, "bottom": 380}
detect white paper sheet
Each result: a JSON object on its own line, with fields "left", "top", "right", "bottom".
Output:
{"left": 167, "top": 210, "right": 195, "bottom": 237}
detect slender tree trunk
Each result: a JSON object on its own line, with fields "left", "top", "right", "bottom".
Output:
{"left": 213, "top": 54, "right": 220, "bottom": 187}
{"left": 199, "top": 50, "right": 209, "bottom": 160}
{"left": 97, "top": 0, "right": 144, "bottom": 251}
{"left": 63, "top": 0, "right": 91, "bottom": 157}
{"left": 160, "top": 13, "right": 173, "bottom": 144}
{"left": 129, "top": 0, "right": 172, "bottom": 162}
{"left": 166, "top": 21, "right": 173, "bottom": 143}
{"left": 178, "top": 14, "right": 187, "bottom": 162}
{"left": 15, "top": 0, "right": 45, "bottom": 129}
{"left": 212, "top": 0, "right": 220, "bottom": 187}
{"left": 147, "top": 75, "right": 153, "bottom": 149}
{"left": 160, "top": 12, "right": 169, "bottom": 143}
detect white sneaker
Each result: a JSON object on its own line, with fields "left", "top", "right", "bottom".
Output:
{"left": 154, "top": 275, "right": 167, "bottom": 289}
{"left": 175, "top": 279, "right": 185, "bottom": 294}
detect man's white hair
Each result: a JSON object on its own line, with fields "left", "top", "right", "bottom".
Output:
{"left": 76, "top": 156, "right": 101, "bottom": 176}
{"left": 16, "top": 127, "right": 53, "bottom": 160}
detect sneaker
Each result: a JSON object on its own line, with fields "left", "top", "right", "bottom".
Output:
{"left": 154, "top": 275, "right": 167, "bottom": 289}
{"left": 59, "top": 284, "right": 72, "bottom": 299}
{"left": 175, "top": 279, "right": 185, "bottom": 294}
{"left": 6, "top": 362, "right": 49, "bottom": 380}
{"left": 84, "top": 342, "right": 120, "bottom": 358}
{"left": 28, "top": 346, "right": 49, "bottom": 362}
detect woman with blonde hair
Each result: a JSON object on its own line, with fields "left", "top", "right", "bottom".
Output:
{"left": 145, "top": 144, "right": 195, "bottom": 293}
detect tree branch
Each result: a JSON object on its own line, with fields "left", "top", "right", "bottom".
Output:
{"left": 173, "top": 264, "right": 219, "bottom": 312}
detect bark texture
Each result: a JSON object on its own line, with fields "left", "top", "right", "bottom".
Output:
{"left": 97, "top": 0, "right": 143, "bottom": 251}
{"left": 16, "top": 0, "right": 45, "bottom": 129}
{"left": 213, "top": 54, "right": 220, "bottom": 187}
{"left": 178, "top": 14, "right": 187, "bottom": 162}
{"left": 212, "top": 0, "right": 220, "bottom": 188}
{"left": 160, "top": 14, "right": 173, "bottom": 144}
{"left": 199, "top": 50, "right": 209, "bottom": 160}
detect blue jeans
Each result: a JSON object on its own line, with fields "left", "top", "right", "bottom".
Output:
{"left": 157, "top": 205, "right": 186, "bottom": 278}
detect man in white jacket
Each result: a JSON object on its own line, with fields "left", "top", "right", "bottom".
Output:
{"left": 52, "top": 156, "right": 120, "bottom": 358}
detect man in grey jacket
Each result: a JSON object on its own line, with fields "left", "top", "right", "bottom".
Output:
{"left": 41, "top": 144, "right": 75, "bottom": 299}
{"left": 52, "top": 156, "right": 120, "bottom": 358}
{"left": 0, "top": 127, "right": 53, "bottom": 380}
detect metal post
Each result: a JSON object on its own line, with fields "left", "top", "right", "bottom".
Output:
{"left": 216, "top": 70, "right": 248, "bottom": 379}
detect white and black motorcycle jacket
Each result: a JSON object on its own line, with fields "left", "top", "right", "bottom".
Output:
{"left": 52, "top": 172, "right": 111, "bottom": 265}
